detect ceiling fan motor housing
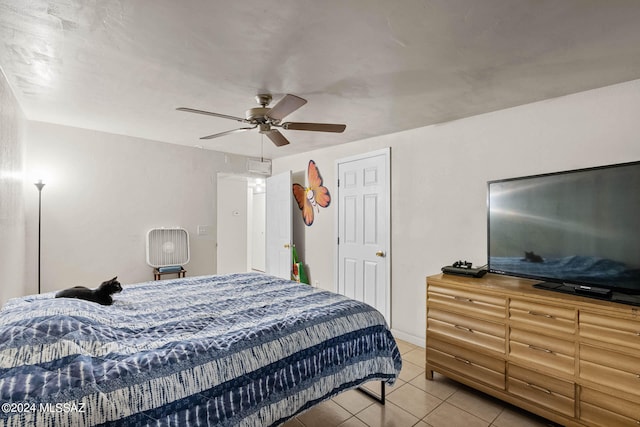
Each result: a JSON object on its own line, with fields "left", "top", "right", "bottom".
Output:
{"left": 246, "top": 107, "right": 271, "bottom": 122}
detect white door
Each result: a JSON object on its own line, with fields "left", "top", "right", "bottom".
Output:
{"left": 266, "top": 171, "right": 292, "bottom": 279}
{"left": 216, "top": 175, "right": 249, "bottom": 274}
{"left": 336, "top": 148, "right": 390, "bottom": 322}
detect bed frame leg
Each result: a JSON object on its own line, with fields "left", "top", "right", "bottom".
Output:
{"left": 356, "top": 381, "right": 386, "bottom": 404}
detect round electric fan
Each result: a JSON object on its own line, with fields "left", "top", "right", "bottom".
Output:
{"left": 146, "top": 227, "right": 190, "bottom": 268}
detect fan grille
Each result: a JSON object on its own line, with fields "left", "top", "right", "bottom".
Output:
{"left": 146, "top": 228, "right": 190, "bottom": 267}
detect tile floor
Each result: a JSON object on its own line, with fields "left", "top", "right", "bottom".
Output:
{"left": 283, "top": 339, "right": 561, "bottom": 427}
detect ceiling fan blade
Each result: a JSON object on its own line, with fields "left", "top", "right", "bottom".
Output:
{"left": 264, "top": 129, "right": 290, "bottom": 147}
{"left": 282, "top": 122, "right": 346, "bottom": 133}
{"left": 267, "top": 94, "right": 307, "bottom": 121}
{"left": 177, "top": 107, "right": 251, "bottom": 123}
{"left": 200, "top": 126, "right": 257, "bottom": 140}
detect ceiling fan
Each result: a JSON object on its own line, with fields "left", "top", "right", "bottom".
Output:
{"left": 177, "top": 94, "right": 346, "bottom": 147}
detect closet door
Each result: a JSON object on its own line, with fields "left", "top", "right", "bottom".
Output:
{"left": 336, "top": 148, "right": 390, "bottom": 323}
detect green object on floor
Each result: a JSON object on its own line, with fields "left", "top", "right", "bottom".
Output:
{"left": 292, "top": 245, "right": 309, "bottom": 284}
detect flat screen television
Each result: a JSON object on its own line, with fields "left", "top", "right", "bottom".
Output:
{"left": 487, "top": 160, "right": 640, "bottom": 305}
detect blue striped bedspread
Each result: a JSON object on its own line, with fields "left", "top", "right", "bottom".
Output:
{"left": 0, "top": 273, "right": 401, "bottom": 426}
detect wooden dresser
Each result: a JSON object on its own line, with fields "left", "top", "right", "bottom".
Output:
{"left": 425, "top": 273, "right": 640, "bottom": 427}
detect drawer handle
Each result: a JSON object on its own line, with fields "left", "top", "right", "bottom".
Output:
{"left": 454, "top": 324, "right": 473, "bottom": 333}
{"left": 525, "top": 382, "right": 552, "bottom": 395}
{"left": 528, "top": 344, "right": 553, "bottom": 354}
{"left": 527, "top": 310, "right": 554, "bottom": 319}
{"left": 454, "top": 296, "right": 474, "bottom": 303}
{"left": 454, "top": 356, "right": 471, "bottom": 365}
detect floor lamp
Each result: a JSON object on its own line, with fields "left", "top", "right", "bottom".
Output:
{"left": 34, "top": 179, "right": 45, "bottom": 294}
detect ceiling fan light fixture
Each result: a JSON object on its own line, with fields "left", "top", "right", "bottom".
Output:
{"left": 258, "top": 123, "right": 271, "bottom": 133}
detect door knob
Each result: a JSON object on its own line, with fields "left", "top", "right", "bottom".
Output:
{"left": 284, "top": 244, "right": 291, "bottom": 249}
{"left": 375, "top": 250, "right": 385, "bottom": 257}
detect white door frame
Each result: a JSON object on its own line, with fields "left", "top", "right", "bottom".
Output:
{"left": 334, "top": 147, "right": 391, "bottom": 323}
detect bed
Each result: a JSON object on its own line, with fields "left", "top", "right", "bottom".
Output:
{"left": 0, "top": 272, "right": 401, "bottom": 426}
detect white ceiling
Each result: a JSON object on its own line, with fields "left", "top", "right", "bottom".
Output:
{"left": 2, "top": 1, "right": 640, "bottom": 159}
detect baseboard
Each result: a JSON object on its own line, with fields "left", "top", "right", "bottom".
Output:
{"left": 390, "top": 328, "right": 424, "bottom": 348}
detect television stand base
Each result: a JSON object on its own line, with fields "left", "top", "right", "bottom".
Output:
{"left": 573, "top": 284, "right": 612, "bottom": 297}
{"left": 533, "top": 281, "right": 640, "bottom": 306}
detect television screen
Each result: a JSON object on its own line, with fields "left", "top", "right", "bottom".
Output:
{"left": 488, "top": 161, "right": 640, "bottom": 297}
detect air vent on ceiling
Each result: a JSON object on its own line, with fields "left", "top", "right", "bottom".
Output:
{"left": 247, "top": 158, "right": 272, "bottom": 175}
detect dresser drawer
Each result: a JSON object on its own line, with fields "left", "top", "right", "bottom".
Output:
{"left": 507, "top": 364, "right": 575, "bottom": 417}
{"left": 580, "top": 311, "right": 640, "bottom": 352}
{"left": 428, "top": 336, "right": 505, "bottom": 374}
{"left": 428, "top": 308, "right": 505, "bottom": 354}
{"left": 427, "top": 339, "right": 505, "bottom": 389}
{"left": 580, "top": 387, "right": 640, "bottom": 427}
{"left": 509, "top": 299, "right": 576, "bottom": 336}
{"left": 510, "top": 328, "right": 575, "bottom": 376}
{"left": 580, "top": 344, "right": 640, "bottom": 397}
{"left": 428, "top": 285, "right": 506, "bottom": 321}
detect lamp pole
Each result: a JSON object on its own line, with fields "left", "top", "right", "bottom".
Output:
{"left": 34, "top": 180, "right": 45, "bottom": 294}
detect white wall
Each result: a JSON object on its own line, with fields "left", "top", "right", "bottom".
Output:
{"left": 0, "top": 69, "right": 27, "bottom": 306}
{"left": 24, "top": 121, "right": 250, "bottom": 292}
{"left": 273, "top": 79, "right": 640, "bottom": 346}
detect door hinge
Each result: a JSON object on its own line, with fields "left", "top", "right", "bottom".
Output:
{"left": 337, "top": 179, "right": 340, "bottom": 187}
{"left": 337, "top": 237, "right": 340, "bottom": 245}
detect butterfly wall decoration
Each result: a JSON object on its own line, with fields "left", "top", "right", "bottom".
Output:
{"left": 293, "top": 160, "right": 331, "bottom": 226}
